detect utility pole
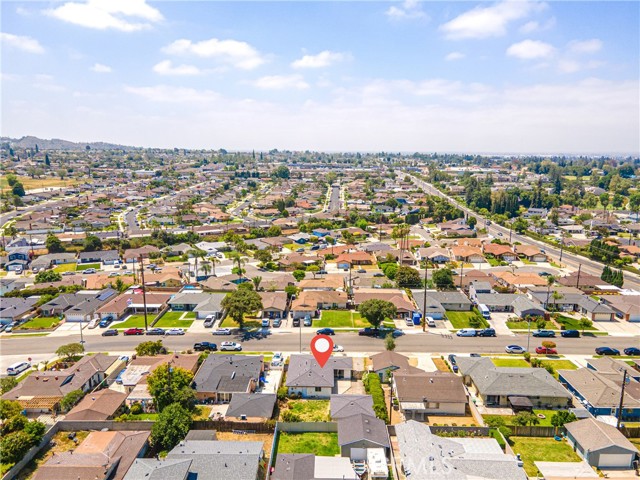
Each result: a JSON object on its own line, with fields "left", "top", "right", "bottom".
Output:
{"left": 617, "top": 369, "right": 628, "bottom": 428}
{"left": 139, "top": 255, "right": 149, "bottom": 332}
{"left": 575, "top": 264, "right": 582, "bottom": 289}
{"left": 422, "top": 259, "right": 428, "bottom": 332}
{"left": 509, "top": 221, "right": 513, "bottom": 243}
{"left": 559, "top": 232, "right": 565, "bottom": 265}
{"left": 459, "top": 261, "right": 464, "bottom": 290}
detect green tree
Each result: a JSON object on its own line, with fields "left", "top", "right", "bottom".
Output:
{"left": 292, "top": 269, "right": 306, "bottom": 282}
{"left": 384, "top": 333, "right": 396, "bottom": 351}
{"left": 135, "top": 340, "right": 166, "bottom": 357}
{"left": 251, "top": 276, "right": 262, "bottom": 291}
{"left": 395, "top": 266, "right": 422, "bottom": 288}
{"left": 1, "top": 414, "right": 27, "bottom": 435}
{"left": 254, "top": 249, "right": 272, "bottom": 265}
{"left": 12, "top": 181, "right": 25, "bottom": 197}
{"left": 150, "top": 403, "right": 192, "bottom": 450}
{"left": 45, "top": 234, "right": 65, "bottom": 253}
{"left": 60, "top": 389, "right": 85, "bottom": 411}
{"left": 431, "top": 268, "right": 454, "bottom": 289}
{"left": 578, "top": 317, "right": 593, "bottom": 334}
{"left": 307, "top": 265, "right": 320, "bottom": 278}
{"left": 0, "top": 431, "right": 36, "bottom": 463}
{"left": 599, "top": 192, "right": 610, "bottom": 218}
{"left": 284, "top": 285, "right": 299, "bottom": 299}
{"left": 358, "top": 299, "right": 397, "bottom": 330}
{"left": 221, "top": 288, "right": 263, "bottom": 330}
{"left": 0, "top": 400, "right": 23, "bottom": 419}
{"left": 512, "top": 411, "right": 540, "bottom": 426}
{"left": 0, "top": 377, "right": 18, "bottom": 394}
{"left": 147, "top": 364, "right": 195, "bottom": 412}
{"left": 83, "top": 234, "right": 102, "bottom": 252}
{"left": 551, "top": 410, "right": 577, "bottom": 429}
{"left": 271, "top": 166, "right": 291, "bottom": 179}
{"left": 23, "top": 419, "right": 46, "bottom": 441}
{"left": 55, "top": 342, "right": 84, "bottom": 361}
{"left": 35, "top": 270, "right": 62, "bottom": 284}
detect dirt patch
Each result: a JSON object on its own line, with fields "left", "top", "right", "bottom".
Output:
{"left": 408, "top": 357, "right": 419, "bottom": 367}
{"left": 432, "top": 357, "right": 451, "bottom": 372}
{"left": 426, "top": 415, "right": 478, "bottom": 427}
{"left": 214, "top": 432, "right": 274, "bottom": 459}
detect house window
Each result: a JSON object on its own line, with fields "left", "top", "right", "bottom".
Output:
{"left": 314, "top": 387, "right": 322, "bottom": 392}
{"left": 427, "top": 402, "right": 439, "bottom": 409}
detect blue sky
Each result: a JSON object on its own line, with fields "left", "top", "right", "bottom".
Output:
{"left": 2, "top": 1, "right": 638, "bottom": 154}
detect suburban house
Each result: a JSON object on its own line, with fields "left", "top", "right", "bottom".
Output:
{"left": 565, "top": 418, "right": 639, "bottom": 469}
{"left": 290, "top": 291, "right": 348, "bottom": 319}
{"left": 393, "top": 371, "right": 468, "bottom": 420}
{"left": 352, "top": 289, "right": 416, "bottom": 318}
{"left": 514, "top": 245, "right": 547, "bottom": 262}
{"left": 225, "top": 393, "right": 276, "bottom": 421}
{"left": 286, "top": 354, "right": 353, "bottom": 398}
{"left": 330, "top": 394, "right": 375, "bottom": 420}
{"left": 455, "top": 357, "right": 572, "bottom": 409}
{"left": 482, "top": 243, "right": 518, "bottom": 262}
{"left": 30, "top": 252, "right": 77, "bottom": 271}
{"left": 475, "top": 293, "right": 546, "bottom": 317}
{"left": 65, "top": 388, "right": 128, "bottom": 421}
{"left": 587, "top": 357, "right": 640, "bottom": 382}
{"left": 450, "top": 246, "right": 485, "bottom": 263}
{"left": 193, "top": 355, "right": 263, "bottom": 403}
{"left": 528, "top": 287, "right": 616, "bottom": 321}
{"left": 259, "top": 291, "right": 289, "bottom": 319}
{"left": 335, "top": 251, "right": 376, "bottom": 269}
{"left": 558, "top": 368, "right": 640, "bottom": 421}
{"left": 34, "top": 431, "right": 150, "bottom": 480}
{"left": 557, "top": 272, "right": 614, "bottom": 293}
{"left": 415, "top": 247, "right": 450, "bottom": 263}
{"left": 168, "top": 291, "right": 226, "bottom": 319}
{"left": 40, "top": 288, "right": 117, "bottom": 322}
{"left": 123, "top": 245, "right": 161, "bottom": 262}
{"left": 272, "top": 454, "right": 358, "bottom": 480}
{"left": 0, "top": 297, "right": 39, "bottom": 324}
{"left": 601, "top": 295, "right": 640, "bottom": 322}
{"left": 395, "top": 421, "right": 527, "bottom": 480}
{"left": 413, "top": 291, "right": 473, "bottom": 311}
{"left": 369, "top": 351, "right": 423, "bottom": 382}
{"left": 96, "top": 292, "right": 173, "bottom": 321}
{"left": 337, "top": 413, "right": 390, "bottom": 460}
{"left": 298, "top": 274, "right": 345, "bottom": 291}
{"left": 468, "top": 281, "right": 493, "bottom": 302}
{"left": 78, "top": 249, "right": 120, "bottom": 264}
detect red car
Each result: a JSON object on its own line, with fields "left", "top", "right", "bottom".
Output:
{"left": 124, "top": 328, "right": 145, "bottom": 336}
{"left": 535, "top": 346, "right": 557, "bottom": 355}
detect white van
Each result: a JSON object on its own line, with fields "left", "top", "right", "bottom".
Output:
{"left": 426, "top": 316, "right": 437, "bottom": 328}
{"left": 7, "top": 361, "right": 31, "bottom": 376}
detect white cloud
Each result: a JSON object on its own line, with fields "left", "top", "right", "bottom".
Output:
{"left": 91, "top": 63, "right": 112, "bottom": 73}
{"left": 568, "top": 39, "right": 603, "bottom": 54}
{"left": 445, "top": 52, "right": 465, "bottom": 61}
{"left": 507, "top": 39, "right": 555, "bottom": 59}
{"left": 1, "top": 33, "right": 44, "bottom": 54}
{"left": 152, "top": 60, "right": 200, "bottom": 76}
{"left": 291, "top": 51, "right": 348, "bottom": 69}
{"left": 162, "top": 38, "right": 264, "bottom": 70}
{"left": 386, "top": 0, "right": 428, "bottom": 20}
{"left": 253, "top": 74, "right": 309, "bottom": 90}
{"left": 45, "top": 0, "right": 163, "bottom": 32}
{"left": 519, "top": 16, "right": 555, "bottom": 34}
{"left": 124, "top": 85, "right": 219, "bottom": 103}
{"left": 441, "top": 1, "right": 546, "bottom": 39}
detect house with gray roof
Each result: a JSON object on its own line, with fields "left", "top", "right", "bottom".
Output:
{"left": 0, "top": 297, "right": 38, "bottom": 324}
{"left": 393, "top": 371, "right": 468, "bottom": 419}
{"left": 78, "top": 249, "right": 120, "bottom": 264}
{"left": 395, "top": 420, "right": 527, "bottom": 480}
{"left": 286, "top": 354, "right": 353, "bottom": 398}
{"left": 566, "top": 418, "right": 639, "bottom": 468}
{"left": 124, "top": 458, "right": 192, "bottom": 480}
{"left": 193, "top": 355, "right": 263, "bottom": 403}
{"left": 272, "top": 454, "right": 358, "bottom": 480}
{"left": 475, "top": 293, "right": 546, "bottom": 317}
{"left": 528, "top": 287, "right": 615, "bottom": 321}
{"left": 225, "top": 393, "right": 276, "bottom": 421}
{"left": 330, "top": 394, "right": 374, "bottom": 419}
{"left": 168, "top": 291, "right": 225, "bottom": 319}
{"left": 337, "top": 413, "right": 390, "bottom": 460}
{"left": 412, "top": 290, "right": 472, "bottom": 312}
{"left": 456, "top": 357, "right": 571, "bottom": 409}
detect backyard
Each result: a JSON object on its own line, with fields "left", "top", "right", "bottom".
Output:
{"left": 277, "top": 432, "right": 339, "bottom": 457}
{"left": 483, "top": 409, "right": 563, "bottom": 428}
{"left": 314, "top": 310, "right": 369, "bottom": 328}
{"left": 280, "top": 400, "right": 330, "bottom": 422}
{"left": 509, "top": 436, "right": 582, "bottom": 477}
{"left": 16, "top": 317, "right": 61, "bottom": 330}
{"left": 154, "top": 311, "right": 195, "bottom": 328}
{"left": 446, "top": 310, "right": 488, "bottom": 329}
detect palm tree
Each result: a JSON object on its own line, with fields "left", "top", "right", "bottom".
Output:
{"left": 201, "top": 261, "right": 212, "bottom": 278}
{"left": 551, "top": 290, "right": 564, "bottom": 311}
{"left": 229, "top": 252, "right": 245, "bottom": 279}
{"left": 190, "top": 248, "right": 206, "bottom": 280}
{"left": 545, "top": 275, "right": 556, "bottom": 309}
{"left": 252, "top": 276, "right": 262, "bottom": 291}
{"left": 209, "top": 256, "right": 219, "bottom": 277}
{"left": 392, "top": 223, "right": 411, "bottom": 260}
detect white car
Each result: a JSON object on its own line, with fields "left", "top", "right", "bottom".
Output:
{"left": 272, "top": 352, "right": 283, "bottom": 366}
{"left": 213, "top": 328, "right": 232, "bottom": 335}
{"left": 165, "top": 328, "right": 185, "bottom": 336}
{"left": 333, "top": 345, "right": 344, "bottom": 352}
{"left": 88, "top": 319, "right": 98, "bottom": 329}
{"left": 505, "top": 345, "right": 526, "bottom": 354}
{"left": 220, "top": 341, "right": 242, "bottom": 351}
{"left": 456, "top": 328, "right": 477, "bottom": 337}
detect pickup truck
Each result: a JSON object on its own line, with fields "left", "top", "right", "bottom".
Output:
{"left": 193, "top": 342, "right": 217, "bottom": 352}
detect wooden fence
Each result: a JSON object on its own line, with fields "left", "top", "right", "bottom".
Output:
{"left": 191, "top": 420, "right": 275, "bottom": 433}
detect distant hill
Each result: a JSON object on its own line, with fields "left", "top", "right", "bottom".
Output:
{"left": 1, "top": 136, "right": 135, "bottom": 151}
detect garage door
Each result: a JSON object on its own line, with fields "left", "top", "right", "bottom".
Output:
{"left": 350, "top": 448, "right": 366, "bottom": 461}
{"left": 598, "top": 453, "right": 632, "bottom": 468}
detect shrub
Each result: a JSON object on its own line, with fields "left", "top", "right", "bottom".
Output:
{"left": 130, "top": 402, "right": 143, "bottom": 415}
{"left": 281, "top": 410, "right": 302, "bottom": 422}
{"left": 363, "top": 373, "right": 389, "bottom": 423}
{"left": 60, "top": 389, "right": 85, "bottom": 412}
{"left": 523, "top": 352, "right": 531, "bottom": 363}
{"left": 277, "top": 386, "right": 288, "bottom": 401}
{"left": 498, "top": 425, "right": 512, "bottom": 440}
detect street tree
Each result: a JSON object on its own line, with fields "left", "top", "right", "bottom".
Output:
{"left": 221, "top": 288, "right": 263, "bottom": 330}
{"left": 358, "top": 299, "right": 397, "bottom": 330}
{"left": 55, "top": 342, "right": 84, "bottom": 362}
{"left": 35, "top": 270, "right": 62, "bottom": 284}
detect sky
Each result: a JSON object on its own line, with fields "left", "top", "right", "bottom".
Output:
{"left": 2, "top": 0, "right": 639, "bottom": 154}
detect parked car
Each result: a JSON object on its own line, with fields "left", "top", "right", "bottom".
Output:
{"left": 561, "top": 330, "right": 580, "bottom": 338}
{"left": 477, "top": 328, "right": 496, "bottom": 337}
{"left": 373, "top": 273, "right": 385, "bottom": 277}
{"left": 624, "top": 347, "right": 640, "bottom": 356}
{"left": 292, "top": 318, "right": 300, "bottom": 327}
{"left": 456, "top": 328, "right": 477, "bottom": 337}
{"left": 165, "top": 328, "right": 185, "bottom": 336}
{"left": 595, "top": 346, "right": 620, "bottom": 356}
{"left": 220, "top": 341, "right": 242, "bottom": 351}
{"left": 333, "top": 345, "right": 344, "bottom": 352}
{"left": 83, "top": 268, "right": 97, "bottom": 274}
{"left": 532, "top": 329, "right": 556, "bottom": 337}
{"left": 447, "top": 354, "right": 459, "bottom": 373}
{"left": 469, "top": 353, "right": 481, "bottom": 358}
{"left": 99, "top": 317, "right": 114, "bottom": 328}
{"left": 261, "top": 319, "right": 270, "bottom": 328}
{"left": 357, "top": 269, "right": 366, "bottom": 273}
{"left": 303, "top": 315, "right": 312, "bottom": 327}
{"left": 193, "top": 342, "right": 217, "bottom": 352}
{"left": 203, "top": 315, "right": 216, "bottom": 328}
{"left": 146, "top": 328, "right": 165, "bottom": 336}
{"left": 426, "top": 316, "right": 436, "bottom": 328}
{"left": 88, "top": 319, "right": 98, "bottom": 329}
{"left": 102, "top": 329, "right": 118, "bottom": 337}
{"left": 124, "top": 328, "right": 145, "bottom": 336}
{"left": 296, "top": 248, "right": 305, "bottom": 253}
{"left": 358, "top": 328, "right": 379, "bottom": 337}
{"left": 61, "top": 271, "right": 76, "bottom": 276}
{"left": 212, "top": 328, "right": 232, "bottom": 335}
{"left": 316, "top": 328, "right": 335, "bottom": 336}
{"left": 535, "top": 346, "right": 558, "bottom": 355}
{"left": 272, "top": 352, "right": 283, "bottom": 366}
{"left": 272, "top": 318, "right": 282, "bottom": 327}
{"left": 505, "top": 345, "right": 526, "bottom": 354}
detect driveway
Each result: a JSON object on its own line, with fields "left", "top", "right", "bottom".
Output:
{"left": 488, "top": 312, "right": 516, "bottom": 337}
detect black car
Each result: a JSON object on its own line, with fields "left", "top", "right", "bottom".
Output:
{"left": 624, "top": 347, "right": 640, "bottom": 356}
{"left": 358, "top": 328, "right": 379, "bottom": 337}
{"left": 561, "top": 330, "right": 580, "bottom": 338}
{"left": 316, "top": 328, "right": 335, "bottom": 336}
{"left": 101, "top": 329, "right": 118, "bottom": 336}
{"left": 595, "top": 346, "right": 620, "bottom": 356}
{"left": 146, "top": 328, "right": 165, "bottom": 336}
{"left": 292, "top": 318, "right": 300, "bottom": 327}
{"left": 193, "top": 342, "right": 217, "bottom": 352}
{"left": 477, "top": 328, "right": 496, "bottom": 337}
{"left": 447, "top": 354, "right": 459, "bottom": 373}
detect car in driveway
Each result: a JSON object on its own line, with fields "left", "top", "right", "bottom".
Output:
{"left": 99, "top": 318, "right": 113, "bottom": 328}
{"left": 101, "top": 329, "right": 118, "bottom": 337}
{"left": 535, "top": 346, "right": 558, "bottom": 355}
{"left": 333, "top": 344, "right": 344, "bottom": 352}
{"left": 532, "top": 329, "right": 556, "bottom": 337}
{"left": 316, "top": 328, "right": 335, "bottom": 336}
{"left": 203, "top": 315, "right": 216, "bottom": 328}
{"left": 624, "top": 347, "right": 640, "bottom": 356}
{"left": 357, "top": 269, "right": 366, "bottom": 273}
{"left": 146, "top": 328, "right": 165, "bottom": 336}
{"left": 477, "top": 328, "right": 496, "bottom": 337}
{"left": 447, "top": 354, "right": 459, "bottom": 373}
{"left": 595, "top": 346, "right": 620, "bottom": 356}
{"left": 193, "top": 342, "right": 217, "bottom": 352}
{"left": 505, "top": 345, "right": 526, "bottom": 354}
{"left": 561, "top": 330, "right": 580, "bottom": 338}
{"left": 165, "top": 328, "right": 185, "bottom": 336}
{"left": 261, "top": 319, "right": 270, "bottom": 328}
{"left": 303, "top": 315, "right": 312, "bottom": 327}
{"left": 124, "top": 328, "right": 145, "bottom": 336}
{"left": 220, "top": 341, "right": 242, "bottom": 351}
{"left": 456, "top": 328, "right": 476, "bottom": 337}
{"left": 292, "top": 318, "right": 300, "bottom": 327}
{"left": 212, "top": 328, "right": 232, "bottom": 335}
{"left": 358, "top": 328, "right": 379, "bottom": 337}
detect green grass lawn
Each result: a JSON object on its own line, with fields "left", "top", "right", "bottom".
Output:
{"left": 446, "top": 311, "right": 488, "bottom": 329}
{"left": 486, "top": 258, "right": 502, "bottom": 267}
{"left": 506, "top": 320, "right": 555, "bottom": 330}
{"left": 220, "top": 315, "right": 261, "bottom": 329}
{"left": 277, "top": 432, "right": 339, "bottom": 456}
{"left": 314, "top": 311, "right": 370, "bottom": 328}
{"left": 630, "top": 439, "right": 640, "bottom": 449}
{"left": 154, "top": 311, "right": 194, "bottom": 329}
{"left": 555, "top": 315, "right": 596, "bottom": 330}
{"left": 113, "top": 315, "right": 153, "bottom": 329}
{"left": 17, "top": 317, "right": 61, "bottom": 330}
{"left": 544, "top": 360, "right": 577, "bottom": 370}
{"left": 76, "top": 263, "right": 101, "bottom": 271}
{"left": 491, "top": 358, "right": 530, "bottom": 368}
{"left": 125, "top": 413, "right": 159, "bottom": 421}
{"left": 53, "top": 263, "right": 77, "bottom": 273}
{"left": 509, "top": 437, "right": 581, "bottom": 477}
{"left": 284, "top": 400, "right": 330, "bottom": 421}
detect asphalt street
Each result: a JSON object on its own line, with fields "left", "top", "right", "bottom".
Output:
{"left": 328, "top": 184, "right": 341, "bottom": 212}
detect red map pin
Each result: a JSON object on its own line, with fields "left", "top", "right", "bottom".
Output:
{"left": 310, "top": 335, "right": 334, "bottom": 368}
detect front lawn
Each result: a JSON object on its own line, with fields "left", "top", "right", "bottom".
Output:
{"left": 53, "top": 263, "right": 77, "bottom": 273}
{"left": 446, "top": 311, "right": 488, "bottom": 329}
{"left": 277, "top": 432, "right": 339, "bottom": 456}
{"left": 314, "top": 311, "right": 369, "bottom": 328}
{"left": 154, "top": 311, "right": 194, "bottom": 329}
{"left": 506, "top": 320, "right": 555, "bottom": 330}
{"left": 509, "top": 436, "right": 581, "bottom": 477}
{"left": 282, "top": 400, "right": 330, "bottom": 422}
{"left": 555, "top": 315, "right": 596, "bottom": 331}
{"left": 491, "top": 358, "right": 530, "bottom": 368}
{"left": 77, "top": 263, "right": 101, "bottom": 271}
{"left": 220, "top": 314, "right": 261, "bottom": 330}
{"left": 17, "top": 317, "right": 61, "bottom": 330}
{"left": 113, "top": 315, "right": 153, "bottom": 329}
{"left": 544, "top": 360, "right": 577, "bottom": 371}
